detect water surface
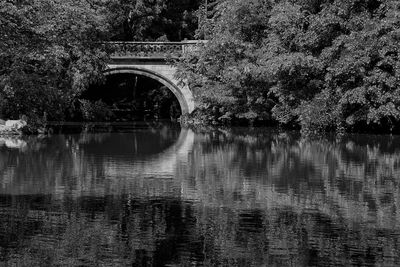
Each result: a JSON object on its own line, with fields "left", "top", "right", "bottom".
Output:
{"left": 0, "top": 124, "right": 400, "bottom": 266}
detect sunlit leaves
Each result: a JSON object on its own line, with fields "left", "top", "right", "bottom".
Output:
{"left": 178, "top": 0, "right": 400, "bottom": 131}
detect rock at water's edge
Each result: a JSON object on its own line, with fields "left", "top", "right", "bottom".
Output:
{"left": 0, "top": 119, "right": 26, "bottom": 135}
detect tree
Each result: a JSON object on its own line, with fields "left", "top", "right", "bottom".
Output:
{"left": 146, "top": 0, "right": 200, "bottom": 41}
{"left": 105, "top": 0, "right": 203, "bottom": 41}
{"left": 105, "top": 0, "right": 167, "bottom": 41}
{"left": 0, "top": 0, "right": 110, "bottom": 122}
{"left": 176, "top": 0, "right": 275, "bottom": 124}
{"left": 177, "top": 0, "right": 400, "bottom": 132}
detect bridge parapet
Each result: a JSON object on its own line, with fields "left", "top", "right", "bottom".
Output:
{"left": 104, "top": 41, "right": 205, "bottom": 59}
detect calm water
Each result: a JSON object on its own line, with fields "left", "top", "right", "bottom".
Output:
{"left": 0, "top": 123, "right": 400, "bottom": 266}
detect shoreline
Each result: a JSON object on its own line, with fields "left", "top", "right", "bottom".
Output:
{"left": 9, "top": 122, "right": 400, "bottom": 137}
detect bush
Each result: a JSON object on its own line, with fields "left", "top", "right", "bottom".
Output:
{"left": 79, "top": 100, "right": 115, "bottom": 122}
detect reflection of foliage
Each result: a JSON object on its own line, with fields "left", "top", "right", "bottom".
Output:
{"left": 182, "top": 129, "right": 400, "bottom": 265}
{"left": 1, "top": 129, "right": 400, "bottom": 265}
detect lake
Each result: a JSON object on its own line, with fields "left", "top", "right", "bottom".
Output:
{"left": 0, "top": 123, "right": 399, "bottom": 266}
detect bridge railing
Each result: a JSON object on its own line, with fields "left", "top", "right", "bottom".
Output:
{"left": 103, "top": 41, "right": 206, "bottom": 58}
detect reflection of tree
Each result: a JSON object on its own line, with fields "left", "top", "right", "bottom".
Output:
{"left": 0, "top": 129, "right": 400, "bottom": 265}
{"left": 0, "top": 195, "right": 204, "bottom": 266}
{"left": 0, "top": 126, "right": 181, "bottom": 196}
{"left": 180, "top": 129, "right": 400, "bottom": 266}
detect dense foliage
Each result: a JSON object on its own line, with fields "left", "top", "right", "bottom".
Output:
{"left": 106, "top": 0, "right": 166, "bottom": 41}
{"left": 103, "top": 0, "right": 200, "bottom": 41}
{"left": 177, "top": 0, "right": 400, "bottom": 133}
{"left": 0, "top": 0, "right": 110, "bottom": 122}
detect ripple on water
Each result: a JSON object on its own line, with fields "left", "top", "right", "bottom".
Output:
{"left": 0, "top": 128, "right": 400, "bottom": 266}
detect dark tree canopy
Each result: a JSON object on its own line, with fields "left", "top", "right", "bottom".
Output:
{"left": 107, "top": 0, "right": 201, "bottom": 41}
{"left": 0, "top": 0, "right": 110, "bottom": 121}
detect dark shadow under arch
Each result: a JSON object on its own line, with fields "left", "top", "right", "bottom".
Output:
{"left": 103, "top": 67, "right": 190, "bottom": 114}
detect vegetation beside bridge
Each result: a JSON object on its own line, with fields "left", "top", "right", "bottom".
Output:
{"left": 1, "top": 0, "right": 399, "bottom": 134}
{"left": 177, "top": 0, "right": 400, "bottom": 134}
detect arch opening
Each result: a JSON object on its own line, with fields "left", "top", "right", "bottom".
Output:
{"left": 82, "top": 69, "right": 186, "bottom": 121}
{"left": 104, "top": 67, "right": 191, "bottom": 114}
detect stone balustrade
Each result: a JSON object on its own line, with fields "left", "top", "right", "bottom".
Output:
{"left": 103, "top": 41, "right": 205, "bottom": 59}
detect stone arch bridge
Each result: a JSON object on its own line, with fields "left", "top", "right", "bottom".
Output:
{"left": 104, "top": 41, "right": 203, "bottom": 114}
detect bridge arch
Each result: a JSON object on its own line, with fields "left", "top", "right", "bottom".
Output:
{"left": 104, "top": 66, "right": 194, "bottom": 115}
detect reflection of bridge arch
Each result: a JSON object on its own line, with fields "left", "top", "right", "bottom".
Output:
{"left": 104, "top": 128, "right": 194, "bottom": 179}
{"left": 105, "top": 66, "right": 194, "bottom": 115}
